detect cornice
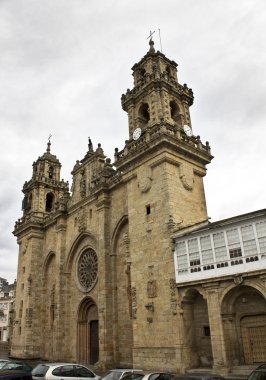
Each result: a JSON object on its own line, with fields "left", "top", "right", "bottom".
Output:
{"left": 115, "top": 126, "right": 213, "bottom": 174}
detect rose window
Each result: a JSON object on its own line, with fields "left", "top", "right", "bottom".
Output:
{"left": 77, "top": 248, "right": 98, "bottom": 291}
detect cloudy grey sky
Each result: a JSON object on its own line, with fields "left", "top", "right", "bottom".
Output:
{"left": 1, "top": 0, "right": 266, "bottom": 283}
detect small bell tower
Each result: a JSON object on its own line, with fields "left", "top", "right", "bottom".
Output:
{"left": 21, "top": 137, "right": 69, "bottom": 216}
{"left": 13, "top": 138, "right": 69, "bottom": 359}
{"left": 121, "top": 38, "right": 194, "bottom": 139}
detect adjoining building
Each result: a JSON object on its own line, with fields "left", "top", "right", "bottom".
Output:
{"left": 0, "top": 279, "right": 16, "bottom": 343}
{"left": 173, "top": 209, "right": 266, "bottom": 369}
{"left": 11, "top": 39, "right": 266, "bottom": 374}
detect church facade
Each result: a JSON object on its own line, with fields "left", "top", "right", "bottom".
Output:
{"left": 11, "top": 40, "right": 266, "bottom": 373}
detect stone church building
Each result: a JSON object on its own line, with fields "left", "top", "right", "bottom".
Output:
{"left": 11, "top": 40, "right": 266, "bottom": 373}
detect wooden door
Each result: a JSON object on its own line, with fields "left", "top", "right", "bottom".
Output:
{"left": 90, "top": 320, "right": 99, "bottom": 364}
{"left": 241, "top": 315, "right": 266, "bottom": 363}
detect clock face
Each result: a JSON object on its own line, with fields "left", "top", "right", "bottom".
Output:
{"left": 133, "top": 127, "right": 141, "bottom": 140}
{"left": 184, "top": 125, "right": 193, "bottom": 137}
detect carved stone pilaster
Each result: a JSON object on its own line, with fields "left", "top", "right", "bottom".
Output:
{"left": 169, "top": 278, "right": 177, "bottom": 315}
{"left": 25, "top": 308, "right": 33, "bottom": 327}
{"left": 76, "top": 207, "right": 87, "bottom": 232}
{"left": 131, "top": 286, "right": 137, "bottom": 319}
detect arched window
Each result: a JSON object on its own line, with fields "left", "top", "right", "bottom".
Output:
{"left": 19, "top": 300, "right": 23, "bottom": 318}
{"left": 22, "top": 193, "right": 32, "bottom": 212}
{"left": 48, "top": 166, "right": 54, "bottom": 179}
{"left": 28, "top": 193, "right": 32, "bottom": 211}
{"left": 138, "top": 103, "right": 150, "bottom": 125}
{"left": 165, "top": 65, "right": 171, "bottom": 79}
{"left": 45, "top": 192, "right": 54, "bottom": 212}
{"left": 170, "top": 100, "right": 181, "bottom": 123}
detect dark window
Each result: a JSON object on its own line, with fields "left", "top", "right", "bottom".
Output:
{"left": 48, "top": 166, "right": 54, "bottom": 179}
{"left": 52, "top": 367, "right": 62, "bottom": 376}
{"left": 32, "top": 364, "right": 49, "bottom": 377}
{"left": 45, "top": 193, "right": 54, "bottom": 212}
{"left": 139, "top": 103, "right": 150, "bottom": 124}
{"left": 190, "top": 259, "right": 200, "bottom": 266}
{"left": 54, "top": 365, "right": 75, "bottom": 377}
{"left": 229, "top": 247, "right": 242, "bottom": 258}
{"left": 203, "top": 325, "right": 211, "bottom": 336}
{"left": 170, "top": 100, "right": 180, "bottom": 123}
{"left": 122, "top": 375, "right": 144, "bottom": 380}
{"left": 146, "top": 205, "right": 151, "bottom": 215}
{"left": 149, "top": 374, "right": 174, "bottom": 380}
{"left": 75, "top": 365, "right": 94, "bottom": 378}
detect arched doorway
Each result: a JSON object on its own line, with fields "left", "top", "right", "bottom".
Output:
{"left": 221, "top": 285, "right": 266, "bottom": 365}
{"left": 77, "top": 297, "right": 99, "bottom": 364}
{"left": 181, "top": 289, "right": 213, "bottom": 369}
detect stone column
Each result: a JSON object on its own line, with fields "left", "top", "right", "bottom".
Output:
{"left": 96, "top": 191, "right": 113, "bottom": 370}
{"left": 203, "top": 283, "right": 228, "bottom": 373}
{"left": 55, "top": 214, "right": 68, "bottom": 360}
{"left": 179, "top": 300, "right": 198, "bottom": 370}
{"left": 24, "top": 231, "right": 44, "bottom": 358}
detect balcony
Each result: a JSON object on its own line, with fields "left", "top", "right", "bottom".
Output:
{"left": 174, "top": 214, "right": 266, "bottom": 284}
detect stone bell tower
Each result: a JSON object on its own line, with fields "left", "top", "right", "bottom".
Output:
{"left": 21, "top": 138, "right": 68, "bottom": 216}
{"left": 115, "top": 39, "right": 213, "bottom": 370}
{"left": 122, "top": 38, "right": 193, "bottom": 139}
{"left": 12, "top": 139, "right": 69, "bottom": 358}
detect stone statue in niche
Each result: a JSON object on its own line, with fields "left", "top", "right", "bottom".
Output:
{"left": 21, "top": 239, "right": 28, "bottom": 255}
{"left": 179, "top": 162, "right": 194, "bottom": 191}
{"left": 138, "top": 166, "right": 152, "bottom": 193}
{"left": 77, "top": 207, "right": 87, "bottom": 232}
{"left": 147, "top": 280, "right": 157, "bottom": 298}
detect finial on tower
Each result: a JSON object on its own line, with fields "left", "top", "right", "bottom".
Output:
{"left": 47, "top": 134, "right": 52, "bottom": 153}
{"left": 147, "top": 30, "right": 155, "bottom": 53}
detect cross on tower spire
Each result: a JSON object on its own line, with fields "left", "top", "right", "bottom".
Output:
{"left": 147, "top": 30, "right": 155, "bottom": 40}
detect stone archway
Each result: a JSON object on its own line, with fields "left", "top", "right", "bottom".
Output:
{"left": 221, "top": 285, "right": 266, "bottom": 365}
{"left": 77, "top": 297, "right": 99, "bottom": 364}
{"left": 181, "top": 288, "right": 213, "bottom": 369}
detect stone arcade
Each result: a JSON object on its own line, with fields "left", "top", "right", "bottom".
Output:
{"left": 11, "top": 40, "right": 266, "bottom": 373}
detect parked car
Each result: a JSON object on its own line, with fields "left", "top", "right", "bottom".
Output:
{"left": 102, "top": 370, "right": 144, "bottom": 380}
{"left": 0, "top": 362, "right": 32, "bottom": 373}
{"left": 0, "top": 369, "right": 32, "bottom": 380}
{"left": 171, "top": 374, "right": 225, "bottom": 380}
{"left": 142, "top": 374, "right": 175, "bottom": 380}
{"left": 120, "top": 373, "right": 145, "bottom": 380}
{"left": 0, "top": 362, "right": 9, "bottom": 370}
{"left": 247, "top": 364, "right": 266, "bottom": 380}
{"left": 121, "top": 373, "right": 174, "bottom": 380}
{"left": 31, "top": 363, "right": 100, "bottom": 380}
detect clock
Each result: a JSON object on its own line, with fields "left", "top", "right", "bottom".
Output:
{"left": 184, "top": 125, "right": 193, "bottom": 137}
{"left": 133, "top": 127, "right": 141, "bottom": 140}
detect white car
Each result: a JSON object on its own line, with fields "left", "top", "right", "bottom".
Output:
{"left": 102, "top": 371, "right": 174, "bottom": 380}
{"left": 102, "top": 370, "right": 144, "bottom": 380}
{"left": 31, "top": 363, "right": 101, "bottom": 380}
{"left": 0, "top": 360, "right": 9, "bottom": 369}
{"left": 121, "top": 373, "right": 174, "bottom": 380}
